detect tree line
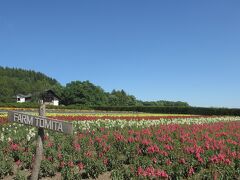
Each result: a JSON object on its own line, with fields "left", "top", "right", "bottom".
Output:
{"left": 0, "top": 67, "right": 189, "bottom": 107}
{"left": 0, "top": 67, "right": 61, "bottom": 102}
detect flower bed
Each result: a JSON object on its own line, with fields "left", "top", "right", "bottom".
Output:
{"left": 0, "top": 115, "right": 240, "bottom": 179}
{"left": 1, "top": 112, "right": 240, "bottom": 124}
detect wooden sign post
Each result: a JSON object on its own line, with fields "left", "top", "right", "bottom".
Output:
{"left": 8, "top": 111, "right": 73, "bottom": 134}
{"left": 31, "top": 101, "right": 45, "bottom": 180}
{"left": 8, "top": 102, "right": 73, "bottom": 180}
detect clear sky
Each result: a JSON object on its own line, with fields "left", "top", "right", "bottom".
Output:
{"left": 0, "top": 1, "right": 240, "bottom": 108}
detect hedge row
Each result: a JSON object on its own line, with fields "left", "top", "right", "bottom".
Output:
{"left": 1, "top": 103, "right": 240, "bottom": 116}
{"left": 0, "top": 103, "right": 91, "bottom": 110}
{"left": 92, "top": 106, "right": 240, "bottom": 116}
{"left": 0, "top": 102, "right": 39, "bottom": 108}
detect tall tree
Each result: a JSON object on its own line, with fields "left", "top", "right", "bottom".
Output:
{"left": 62, "top": 81, "right": 108, "bottom": 106}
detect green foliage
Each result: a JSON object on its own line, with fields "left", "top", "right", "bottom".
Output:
{"left": 108, "top": 89, "right": 138, "bottom": 106}
{"left": 14, "top": 170, "right": 26, "bottom": 180}
{"left": 39, "top": 160, "right": 57, "bottom": 178}
{"left": 61, "top": 166, "right": 81, "bottom": 180}
{"left": 83, "top": 159, "right": 106, "bottom": 178}
{"left": 111, "top": 166, "right": 135, "bottom": 180}
{"left": 1, "top": 121, "right": 240, "bottom": 179}
{"left": 0, "top": 154, "right": 13, "bottom": 178}
{"left": 0, "top": 66, "right": 189, "bottom": 107}
{"left": 140, "top": 100, "right": 189, "bottom": 107}
{"left": 93, "top": 106, "right": 240, "bottom": 116}
{"left": 0, "top": 102, "right": 39, "bottom": 108}
{"left": 62, "top": 81, "right": 108, "bottom": 106}
{"left": 0, "top": 66, "right": 61, "bottom": 103}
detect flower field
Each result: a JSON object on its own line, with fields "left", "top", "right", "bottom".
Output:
{"left": 0, "top": 112, "right": 240, "bottom": 179}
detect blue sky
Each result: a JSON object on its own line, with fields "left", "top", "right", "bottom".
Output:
{"left": 0, "top": 1, "right": 240, "bottom": 108}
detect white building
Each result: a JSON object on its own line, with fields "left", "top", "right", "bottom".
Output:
{"left": 15, "top": 90, "right": 60, "bottom": 106}
{"left": 41, "top": 90, "right": 60, "bottom": 106}
{"left": 16, "top": 94, "right": 32, "bottom": 103}
{"left": 52, "top": 96, "right": 59, "bottom": 106}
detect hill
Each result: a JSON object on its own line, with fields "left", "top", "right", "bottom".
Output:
{"left": 0, "top": 67, "right": 61, "bottom": 102}
{"left": 0, "top": 66, "right": 189, "bottom": 107}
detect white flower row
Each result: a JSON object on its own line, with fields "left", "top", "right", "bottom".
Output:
{"left": 0, "top": 116, "right": 239, "bottom": 142}
{"left": 0, "top": 124, "right": 36, "bottom": 143}
{"left": 72, "top": 116, "right": 240, "bottom": 130}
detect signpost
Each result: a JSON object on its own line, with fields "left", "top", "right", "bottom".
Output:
{"left": 7, "top": 102, "right": 73, "bottom": 180}
{"left": 8, "top": 110, "right": 73, "bottom": 134}
{"left": 31, "top": 102, "right": 45, "bottom": 180}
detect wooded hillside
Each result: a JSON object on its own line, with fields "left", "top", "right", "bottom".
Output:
{"left": 0, "top": 67, "right": 61, "bottom": 102}
{"left": 0, "top": 66, "right": 189, "bottom": 107}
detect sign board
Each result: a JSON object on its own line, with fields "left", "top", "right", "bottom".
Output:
{"left": 8, "top": 111, "right": 73, "bottom": 134}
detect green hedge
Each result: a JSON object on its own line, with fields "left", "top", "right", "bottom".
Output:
{"left": 1, "top": 103, "right": 240, "bottom": 116}
{"left": 0, "top": 102, "right": 39, "bottom": 108}
{"left": 0, "top": 102, "right": 92, "bottom": 110}
{"left": 92, "top": 106, "right": 240, "bottom": 116}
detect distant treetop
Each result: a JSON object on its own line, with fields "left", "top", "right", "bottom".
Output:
{"left": 0, "top": 66, "right": 189, "bottom": 107}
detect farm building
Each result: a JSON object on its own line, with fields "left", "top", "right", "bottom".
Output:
{"left": 16, "top": 94, "right": 32, "bottom": 103}
{"left": 40, "top": 90, "right": 60, "bottom": 106}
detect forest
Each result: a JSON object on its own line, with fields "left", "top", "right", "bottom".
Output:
{"left": 0, "top": 67, "right": 189, "bottom": 107}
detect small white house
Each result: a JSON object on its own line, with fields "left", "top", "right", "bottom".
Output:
{"left": 41, "top": 90, "right": 60, "bottom": 106}
{"left": 52, "top": 96, "right": 59, "bottom": 106}
{"left": 16, "top": 94, "right": 32, "bottom": 103}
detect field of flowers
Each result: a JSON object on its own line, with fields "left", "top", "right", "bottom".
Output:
{"left": 0, "top": 112, "right": 240, "bottom": 179}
